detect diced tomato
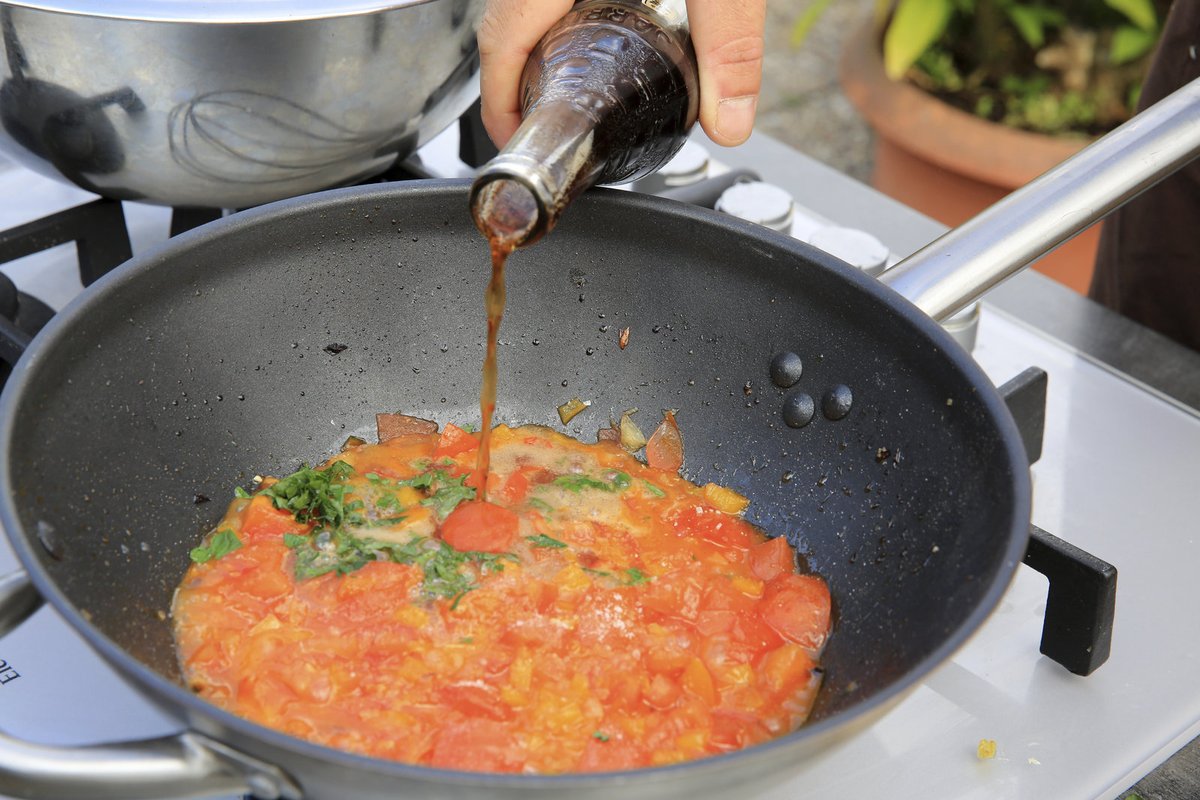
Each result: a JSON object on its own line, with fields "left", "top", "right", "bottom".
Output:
{"left": 645, "top": 411, "right": 684, "bottom": 472}
{"left": 759, "top": 643, "right": 816, "bottom": 694}
{"left": 695, "top": 609, "right": 737, "bottom": 636}
{"left": 748, "top": 536, "right": 795, "bottom": 582}
{"left": 434, "top": 423, "right": 479, "bottom": 458}
{"left": 440, "top": 501, "right": 518, "bottom": 553}
{"left": 577, "top": 735, "right": 643, "bottom": 772}
{"left": 681, "top": 657, "right": 717, "bottom": 706}
{"left": 642, "top": 673, "right": 682, "bottom": 710}
{"left": 670, "top": 504, "right": 758, "bottom": 552}
{"left": 240, "top": 496, "right": 309, "bottom": 540}
{"left": 710, "top": 710, "right": 771, "bottom": 752}
{"left": 641, "top": 570, "right": 704, "bottom": 622}
{"left": 500, "top": 465, "right": 554, "bottom": 504}
{"left": 437, "top": 681, "right": 514, "bottom": 721}
{"left": 759, "top": 574, "right": 832, "bottom": 651}
{"left": 429, "top": 719, "right": 520, "bottom": 771}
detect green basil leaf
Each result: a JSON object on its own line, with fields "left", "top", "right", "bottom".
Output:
{"left": 189, "top": 529, "right": 242, "bottom": 563}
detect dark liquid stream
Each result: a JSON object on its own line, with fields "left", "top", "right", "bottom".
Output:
{"left": 475, "top": 238, "right": 511, "bottom": 501}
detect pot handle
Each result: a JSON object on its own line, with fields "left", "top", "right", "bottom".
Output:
{"left": 0, "top": 571, "right": 302, "bottom": 800}
{"left": 0, "top": 730, "right": 301, "bottom": 800}
{"left": 880, "top": 76, "right": 1200, "bottom": 322}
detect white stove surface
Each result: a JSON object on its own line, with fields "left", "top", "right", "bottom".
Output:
{"left": 1, "top": 136, "right": 1198, "bottom": 800}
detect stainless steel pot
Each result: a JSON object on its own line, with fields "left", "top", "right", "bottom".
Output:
{"left": 0, "top": 0, "right": 484, "bottom": 208}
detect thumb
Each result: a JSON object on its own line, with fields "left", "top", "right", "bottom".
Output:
{"left": 685, "top": 0, "right": 767, "bottom": 146}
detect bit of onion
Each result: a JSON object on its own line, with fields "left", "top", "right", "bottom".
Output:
{"left": 557, "top": 397, "right": 591, "bottom": 424}
{"left": 597, "top": 426, "right": 621, "bottom": 444}
{"left": 618, "top": 409, "right": 647, "bottom": 452}
{"left": 646, "top": 410, "right": 684, "bottom": 473}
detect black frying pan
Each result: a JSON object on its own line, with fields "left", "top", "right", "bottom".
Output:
{"left": 0, "top": 180, "right": 1029, "bottom": 799}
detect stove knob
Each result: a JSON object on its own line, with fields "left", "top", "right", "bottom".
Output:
{"left": 807, "top": 226, "right": 890, "bottom": 277}
{"left": 715, "top": 181, "right": 795, "bottom": 233}
{"left": 633, "top": 140, "right": 710, "bottom": 193}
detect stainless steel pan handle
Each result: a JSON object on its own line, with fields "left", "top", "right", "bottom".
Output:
{"left": 881, "top": 76, "right": 1200, "bottom": 322}
{"left": 0, "top": 571, "right": 301, "bottom": 800}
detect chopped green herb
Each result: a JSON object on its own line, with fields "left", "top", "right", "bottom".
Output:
{"left": 189, "top": 529, "right": 242, "bottom": 563}
{"left": 640, "top": 479, "right": 666, "bottom": 498}
{"left": 263, "top": 460, "right": 362, "bottom": 529}
{"left": 526, "top": 533, "right": 568, "bottom": 549}
{"left": 366, "top": 515, "right": 408, "bottom": 528}
{"left": 282, "top": 533, "right": 308, "bottom": 548}
{"left": 364, "top": 472, "right": 382, "bottom": 482}
{"left": 623, "top": 567, "right": 651, "bottom": 586}
{"left": 610, "top": 471, "right": 632, "bottom": 489}
{"left": 459, "top": 636, "right": 475, "bottom": 644}
{"left": 527, "top": 498, "right": 554, "bottom": 515}
{"left": 592, "top": 731, "right": 610, "bottom": 742}
{"left": 554, "top": 474, "right": 616, "bottom": 493}
{"left": 461, "top": 422, "right": 478, "bottom": 433}
{"left": 403, "top": 471, "right": 436, "bottom": 490}
{"left": 234, "top": 487, "right": 252, "bottom": 499}
{"left": 420, "top": 472, "right": 476, "bottom": 520}
{"left": 582, "top": 566, "right": 612, "bottom": 578}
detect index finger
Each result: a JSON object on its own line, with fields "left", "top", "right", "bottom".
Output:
{"left": 478, "top": 0, "right": 575, "bottom": 147}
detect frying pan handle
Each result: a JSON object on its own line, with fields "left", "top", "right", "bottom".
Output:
{"left": 0, "top": 572, "right": 302, "bottom": 799}
{"left": 0, "top": 729, "right": 301, "bottom": 800}
{"left": 881, "top": 75, "right": 1200, "bottom": 321}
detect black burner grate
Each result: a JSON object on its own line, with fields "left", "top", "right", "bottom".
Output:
{"left": 0, "top": 197, "right": 133, "bottom": 372}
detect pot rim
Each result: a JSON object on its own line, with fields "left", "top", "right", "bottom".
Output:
{"left": 0, "top": 0, "right": 440, "bottom": 24}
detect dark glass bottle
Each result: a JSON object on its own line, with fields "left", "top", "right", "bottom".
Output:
{"left": 470, "top": 0, "right": 699, "bottom": 248}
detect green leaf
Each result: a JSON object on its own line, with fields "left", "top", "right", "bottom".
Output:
{"left": 1110, "top": 24, "right": 1157, "bottom": 65}
{"left": 527, "top": 498, "right": 554, "bottom": 515}
{"left": 554, "top": 474, "right": 614, "bottom": 493}
{"left": 790, "top": 0, "right": 836, "bottom": 49}
{"left": 190, "top": 529, "right": 242, "bottom": 563}
{"left": 1005, "top": 4, "right": 1046, "bottom": 49}
{"left": 1104, "top": 0, "right": 1157, "bottom": 32}
{"left": 234, "top": 487, "right": 252, "bottom": 499}
{"left": 527, "top": 533, "right": 568, "bottom": 549}
{"left": 640, "top": 479, "right": 666, "bottom": 498}
{"left": 623, "top": 567, "right": 651, "bottom": 586}
{"left": 883, "top": 0, "right": 953, "bottom": 80}
{"left": 421, "top": 473, "right": 476, "bottom": 520}
{"left": 592, "top": 731, "right": 610, "bottom": 742}
{"left": 282, "top": 533, "right": 308, "bottom": 547}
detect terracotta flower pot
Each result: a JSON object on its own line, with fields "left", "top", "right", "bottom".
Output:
{"left": 839, "top": 19, "right": 1100, "bottom": 295}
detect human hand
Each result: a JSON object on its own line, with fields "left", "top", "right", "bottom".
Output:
{"left": 478, "top": 0, "right": 766, "bottom": 148}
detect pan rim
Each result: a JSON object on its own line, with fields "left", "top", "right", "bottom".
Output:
{"left": 0, "top": 178, "right": 1032, "bottom": 788}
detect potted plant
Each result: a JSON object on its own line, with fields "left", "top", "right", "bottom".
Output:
{"left": 833, "top": 0, "right": 1168, "bottom": 293}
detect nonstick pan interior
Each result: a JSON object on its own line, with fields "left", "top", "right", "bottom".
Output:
{"left": 0, "top": 180, "right": 1029, "bottom": 731}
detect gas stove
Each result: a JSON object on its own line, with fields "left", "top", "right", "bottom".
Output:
{"left": 1, "top": 110, "right": 1199, "bottom": 800}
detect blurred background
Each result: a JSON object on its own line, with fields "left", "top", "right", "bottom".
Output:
{"left": 759, "top": 0, "right": 875, "bottom": 181}
{"left": 759, "top": 0, "right": 1170, "bottom": 296}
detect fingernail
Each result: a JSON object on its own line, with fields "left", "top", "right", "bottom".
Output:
{"left": 716, "top": 96, "right": 757, "bottom": 143}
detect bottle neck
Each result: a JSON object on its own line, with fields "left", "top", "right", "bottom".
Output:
{"left": 470, "top": 99, "right": 607, "bottom": 248}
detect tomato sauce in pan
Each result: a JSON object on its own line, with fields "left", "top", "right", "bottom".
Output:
{"left": 173, "top": 423, "right": 831, "bottom": 773}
